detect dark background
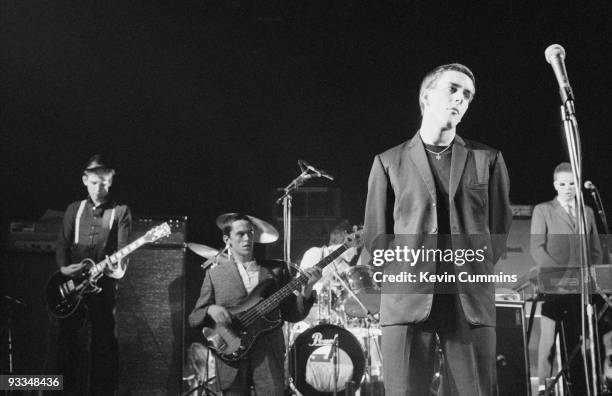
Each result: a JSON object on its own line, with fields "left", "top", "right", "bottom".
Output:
{"left": 3, "top": 0, "right": 612, "bottom": 246}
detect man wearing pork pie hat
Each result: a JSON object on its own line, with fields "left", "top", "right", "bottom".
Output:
{"left": 55, "top": 154, "right": 132, "bottom": 396}
{"left": 189, "top": 213, "right": 322, "bottom": 395}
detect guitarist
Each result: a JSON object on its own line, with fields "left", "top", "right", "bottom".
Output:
{"left": 189, "top": 213, "right": 321, "bottom": 396}
{"left": 55, "top": 154, "right": 132, "bottom": 396}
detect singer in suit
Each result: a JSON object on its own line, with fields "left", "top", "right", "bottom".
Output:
{"left": 189, "top": 213, "right": 321, "bottom": 396}
{"left": 362, "top": 63, "right": 512, "bottom": 395}
{"left": 531, "top": 162, "right": 602, "bottom": 396}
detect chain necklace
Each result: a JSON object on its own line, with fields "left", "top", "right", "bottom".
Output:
{"left": 424, "top": 144, "right": 452, "bottom": 160}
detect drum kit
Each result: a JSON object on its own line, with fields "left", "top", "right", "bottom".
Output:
{"left": 186, "top": 213, "right": 383, "bottom": 396}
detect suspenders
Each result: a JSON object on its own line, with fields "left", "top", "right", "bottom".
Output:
{"left": 73, "top": 200, "right": 116, "bottom": 244}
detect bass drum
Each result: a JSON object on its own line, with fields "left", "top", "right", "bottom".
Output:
{"left": 289, "top": 324, "right": 365, "bottom": 396}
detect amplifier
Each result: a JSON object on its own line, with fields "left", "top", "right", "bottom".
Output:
{"left": 130, "top": 216, "right": 187, "bottom": 247}
{"left": 496, "top": 302, "right": 531, "bottom": 396}
{"left": 6, "top": 215, "right": 187, "bottom": 252}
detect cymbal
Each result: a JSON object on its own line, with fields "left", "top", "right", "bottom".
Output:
{"left": 215, "top": 213, "right": 279, "bottom": 244}
{"left": 186, "top": 243, "right": 220, "bottom": 259}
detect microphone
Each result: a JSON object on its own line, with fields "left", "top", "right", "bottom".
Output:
{"left": 584, "top": 180, "right": 596, "bottom": 190}
{"left": 544, "top": 44, "right": 574, "bottom": 103}
{"left": 298, "top": 159, "right": 334, "bottom": 181}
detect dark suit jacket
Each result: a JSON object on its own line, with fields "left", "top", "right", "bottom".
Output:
{"left": 188, "top": 259, "right": 313, "bottom": 388}
{"left": 530, "top": 199, "right": 602, "bottom": 268}
{"left": 363, "top": 132, "right": 512, "bottom": 326}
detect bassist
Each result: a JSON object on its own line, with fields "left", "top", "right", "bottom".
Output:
{"left": 55, "top": 154, "right": 132, "bottom": 396}
{"left": 189, "top": 213, "right": 321, "bottom": 396}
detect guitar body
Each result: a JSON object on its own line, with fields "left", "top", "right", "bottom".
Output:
{"left": 202, "top": 279, "right": 283, "bottom": 363}
{"left": 201, "top": 228, "right": 363, "bottom": 364}
{"left": 45, "top": 258, "right": 101, "bottom": 319}
{"left": 45, "top": 222, "right": 171, "bottom": 320}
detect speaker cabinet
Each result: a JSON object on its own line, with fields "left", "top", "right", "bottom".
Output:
{"left": 496, "top": 302, "right": 531, "bottom": 396}
{"left": 116, "top": 245, "right": 185, "bottom": 396}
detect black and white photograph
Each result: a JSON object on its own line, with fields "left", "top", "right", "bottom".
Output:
{"left": 2, "top": 1, "right": 612, "bottom": 395}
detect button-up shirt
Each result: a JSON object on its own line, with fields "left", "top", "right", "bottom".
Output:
{"left": 56, "top": 197, "right": 131, "bottom": 268}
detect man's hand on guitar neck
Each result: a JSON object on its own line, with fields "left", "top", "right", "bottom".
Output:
{"left": 208, "top": 305, "right": 232, "bottom": 325}
{"left": 60, "top": 263, "right": 86, "bottom": 278}
{"left": 301, "top": 267, "right": 323, "bottom": 299}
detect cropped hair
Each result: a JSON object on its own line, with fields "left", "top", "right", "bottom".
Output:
{"left": 221, "top": 213, "right": 253, "bottom": 237}
{"left": 553, "top": 162, "right": 573, "bottom": 180}
{"left": 419, "top": 63, "right": 476, "bottom": 115}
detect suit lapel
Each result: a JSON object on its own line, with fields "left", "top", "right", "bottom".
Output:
{"left": 226, "top": 260, "right": 248, "bottom": 297}
{"left": 449, "top": 136, "right": 468, "bottom": 200}
{"left": 407, "top": 133, "right": 436, "bottom": 200}
{"left": 552, "top": 199, "right": 575, "bottom": 230}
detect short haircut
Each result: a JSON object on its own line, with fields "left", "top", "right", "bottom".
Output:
{"left": 329, "top": 219, "right": 350, "bottom": 235}
{"left": 83, "top": 168, "right": 116, "bottom": 178}
{"left": 221, "top": 213, "right": 253, "bottom": 237}
{"left": 419, "top": 63, "right": 476, "bottom": 115}
{"left": 553, "top": 162, "right": 573, "bottom": 180}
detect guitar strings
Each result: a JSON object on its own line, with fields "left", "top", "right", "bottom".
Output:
{"left": 236, "top": 241, "right": 354, "bottom": 326}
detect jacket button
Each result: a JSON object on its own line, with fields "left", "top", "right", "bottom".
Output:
{"left": 432, "top": 203, "right": 437, "bottom": 207}
{"left": 431, "top": 228, "right": 438, "bottom": 234}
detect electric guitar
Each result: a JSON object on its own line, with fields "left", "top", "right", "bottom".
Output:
{"left": 201, "top": 228, "right": 363, "bottom": 363}
{"left": 46, "top": 222, "right": 171, "bottom": 319}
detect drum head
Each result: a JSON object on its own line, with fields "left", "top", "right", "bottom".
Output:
{"left": 290, "top": 324, "right": 365, "bottom": 396}
{"left": 343, "top": 291, "right": 381, "bottom": 317}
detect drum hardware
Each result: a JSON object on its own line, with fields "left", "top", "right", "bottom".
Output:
{"left": 181, "top": 343, "right": 218, "bottom": 396}
{"left": 329, "top": 266, "right": 383, "bottom": 387}
{"left": 180, "top": 377, "right": 219, "bottom": 396}
{"left": 342, "top": 266, "right": 381, "bottom": 318}
{"left": 186, "top": 243, "right": 230, "bottom": 270}
{"left": 1, "top": 295, "right": 26, "bottom": 375}
{"left": 330, "top": 268, "right": 376, "bottom": 321}
{"left": 288, "top": 377, "right": 304, "bottom": 396}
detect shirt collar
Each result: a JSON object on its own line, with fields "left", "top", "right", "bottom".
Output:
{"left": 86, "top": 196, "right": 115, "bottom": 210}
{"left": 556, "top": 197, "right": 575, "bottom": 209}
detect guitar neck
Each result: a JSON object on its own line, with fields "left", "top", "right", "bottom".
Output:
{"left": 254, "top": 242, "right": 351, "bottom": 317}
{"left": 89, "top": 236, "right": 148, "bottom": 277}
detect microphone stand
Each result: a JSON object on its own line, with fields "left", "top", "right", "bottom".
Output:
{"left": 329, "top": 333, "right": 339, "bottom": 396}
{"left": 276, "top": 165, "right": 323, "bottom": 390}
{"left": 559, "top": 97, "right": 600, "bottom": 396}
{"left": 588, "top": 184, "right": 611, "bottom": 262}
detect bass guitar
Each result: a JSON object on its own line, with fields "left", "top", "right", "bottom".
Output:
{"left": 46, "top": 222, "right": 171, "bottom": 319}
{"left": 202, "top": 228, "right": 363, "bottom": 363}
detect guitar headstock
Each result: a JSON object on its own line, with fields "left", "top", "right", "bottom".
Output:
{"left": 144, "top": 222, "right": 172, "bottom": 243}
{"left": 345, "top": 226, "right": 364, "bottom": 249}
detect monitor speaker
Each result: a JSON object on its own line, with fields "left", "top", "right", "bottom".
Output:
{"left": 496, "top": 302, "right": 531, "bottom": 396}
